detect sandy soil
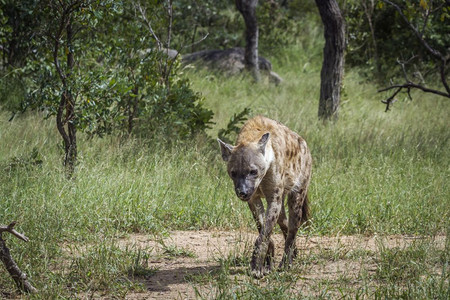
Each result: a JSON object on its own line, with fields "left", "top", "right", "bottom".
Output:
{"left": 114, "top": 230, "right": 446, "bottom": 300}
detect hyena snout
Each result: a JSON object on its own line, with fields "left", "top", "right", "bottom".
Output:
{"left": 234, "top": 181, "right": 255, "bottom": 201}
{"left": 235, "top": 187, "right": 251, "bottom": 200}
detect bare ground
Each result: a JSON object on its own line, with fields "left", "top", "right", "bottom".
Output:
{"left": 112, "top": 231, "right": 446, "bottom": 299}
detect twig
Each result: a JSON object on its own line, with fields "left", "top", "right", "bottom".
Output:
{"left": 381, "top": 0, "right": 444, "bottom": 60}
{"left": 379, "top": 82, "right": 449, "bottom": 111}
{"left": 0, "top": 222, "right": 29, "bottom": 242}
{"left": 380, "top": 86, "right": 401, "bottom": 112}
{"left": 134, "top": 2, "right": 162, "bottom": 51}
{"left": 0, "top": 222, "right": 37, "bottom": 294}
{"left": 379, "top": 82, "right": 450, "bottom": 98}
{"left": 166, "top": 0, "right": 173, "bottom": 50}
{"left": 181, "top": 33, "right": 209, "bottom": 52}
{"left": 396, "top": 55, "right": 417, "bottom": 83}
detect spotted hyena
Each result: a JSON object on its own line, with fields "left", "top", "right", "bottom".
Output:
{"left": 218, "top": 115, "right": 312, "bottom": 278}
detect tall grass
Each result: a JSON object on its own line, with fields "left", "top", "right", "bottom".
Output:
{"left": 1, "top": 37, "right": 449, "bottom": 297}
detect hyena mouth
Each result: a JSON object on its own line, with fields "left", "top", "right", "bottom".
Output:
{"left": 237, "top": 195, "right": 251, "bottom": 201}
{"left": 236, "top": 190, "right": 254, "bottom": 201}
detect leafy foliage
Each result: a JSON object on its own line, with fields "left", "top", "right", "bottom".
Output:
{"left": 345, "top": 0, "right": 450, "bottom": 81}
{"left": 218, "top": 107, "right": 252, "bottom": 144}
{"left": 171, "top": 0, "right": 241, "bottom": 52}
{"left": 0, "top": 0, "right": 213, "bottom": 143}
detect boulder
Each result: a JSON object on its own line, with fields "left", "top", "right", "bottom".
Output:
{"left": 182, "top": 47, "right": 282, "bottom": 85}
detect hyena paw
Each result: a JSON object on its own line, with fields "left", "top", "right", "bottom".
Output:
{"left": 264, "top": 253, "right": 273, "bottom": 273}
{"left": 250, "top": 260, "right": 272, "bottom": 278}
{"left": 250, "top": 258, "right": 265, "bottom": 278}
{"left": 278, "top": 254, "right": 294, "bottom": 270}
{"left": 251, "top": 258, "right": 270, "bottom": 278}
{"left": 279, "top": 246, "right": 298, "bottom": 270}
{"left": 251, "top": 267, "right": 265, "bottom": 279}
{"left": 278, "top": 255, "right": 288, "bottom": 270}
{"left": 250, "top": 240, "right": 272, "bottom": 278}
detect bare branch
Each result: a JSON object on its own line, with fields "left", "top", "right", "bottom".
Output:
{"left": 0, "top": 222, "right": 37, "bottom": 294}
{"left": 379, "top": 82, "right": 450, "bottom": 111}
{"left": 381, "top": 0, "right": 444, "bottom": 61}
{"left": 182, "top": 33, "right": 209, "bottom": 52}
{"left": 134, "top": 2, "right": 162, "bottom": 50}
{"left": 166, "top": 0, "right": 173, "bottom": 50}
{"left": 379, "top": 83, "right": 450, "bottom": 97}
{"left": 419, "top": 4, "right": 430, "bottom": 37}
{"left": 379, "top": 0, "right": 450, "bottom": 109}
{"left": 0, "top": 222, "right": 29, "bottom": 242}
{"left": 380, "top": 87, "right": 401, "bottom": 112}
{"left": 440, "top": 62, "right": 450, "bottom": 95}
{"left": 431, "top": 1, "right": 448, "bottom": 14}
{"left": 164, "top": 0, "right": 174, "bottom": 92}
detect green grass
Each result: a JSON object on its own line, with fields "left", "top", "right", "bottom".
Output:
{"left": 1, "top": 39, "right": 449, "bottom": 297}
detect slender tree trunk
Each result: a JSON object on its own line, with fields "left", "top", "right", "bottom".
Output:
{"left": 315, "top": 0, "right": 345, "bottom": 121}
{"left": 362, "top": 0, "right": 380, "bottom": 75}
{"left": 65, "top": 19, "right": 77, "bottom": 174}
{"left": 127, "top": 85, "right": 139, "bottom": 134}
{"left": 54, "top": 15, "right": 77, "bottom": 177}
{"left": 236, "top": 0, "right": 260, "bottom": 82}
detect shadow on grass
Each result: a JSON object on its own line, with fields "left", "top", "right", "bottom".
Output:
{"left": 136, "top": 265, "right": 222, "bottom": 292}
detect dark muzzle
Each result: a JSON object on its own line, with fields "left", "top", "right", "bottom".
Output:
{"left": 235, "top": 187, "right": 252, "bottom": 201}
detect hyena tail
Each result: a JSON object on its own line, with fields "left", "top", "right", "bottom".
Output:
{"left": 301, "top": 191, "right": 309, "bottom": 225}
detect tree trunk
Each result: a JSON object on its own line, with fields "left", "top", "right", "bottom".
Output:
{"left": 236, "top": 0, "right": 260, "bottom": 81}
{"left": 315, "top": 0, "right": 345, "bottom": 121}
{"left": 362, "top": 0, "right": 381, "bottom": 75}
{"left": 66, "top": 19, "right": 77, "bottom": 174}
{"left": 127, "top": 85, "right": 139, "bottom": 134}
{"left": 55, "top": 16, "right": 77, "bottom": 177}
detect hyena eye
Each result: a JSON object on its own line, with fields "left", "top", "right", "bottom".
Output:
{"left": 249, "top": 169, "right": 258, "bottom": 176}
{"left": 230, "top": 171, "right": 237, "bottom": 178}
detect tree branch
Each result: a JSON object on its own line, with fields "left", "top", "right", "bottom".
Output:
{"left": 379, "top": 82, "right": 449, "bottom": 111}
{"left": 0, "top": 222, "right": 29, "bottom": 242}
{"left": 134, "top": 2, "right": 162, "bottom": 51}
{"left": 379, "top": 0, "right": 450, "bottom": 110}
{"left": 0, "top": 222, "right": 37, "bottom": 294}
{"left": 440, "top": 61, "right": 450, "bottom": 95}
{"left": 379, "top": 83, "right": 450, "bottom": 97}
{"left": 381, "top": 0, "right": 444, "bottom": 61}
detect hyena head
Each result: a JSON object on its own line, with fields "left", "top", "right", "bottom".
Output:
{"left": 218, "top": 133, "right": 272, "bottom": 201}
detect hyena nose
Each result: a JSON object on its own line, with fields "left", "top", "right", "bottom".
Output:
{"left": 236, "top": 188, "right": 250, "bottom": 199}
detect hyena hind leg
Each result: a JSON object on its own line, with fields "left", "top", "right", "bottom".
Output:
{"left": 277, "top": 192, "right": 289, "bottom": 240}
{"left": 279, "top": 190, "right": 308, "bottom": 269}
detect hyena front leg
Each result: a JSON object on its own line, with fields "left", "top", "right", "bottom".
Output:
{"left": 248, "top": 197, "right": 275, "bottom": 275}
{"left": 251, "top": 192, "right": 282, "bottom": 278}
{"left": 279, "top": 190, "right": 306, "bottom": 269}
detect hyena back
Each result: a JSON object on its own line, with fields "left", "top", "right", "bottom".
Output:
{"left": 218, "top": 115, "right": 312, "bottom": 278}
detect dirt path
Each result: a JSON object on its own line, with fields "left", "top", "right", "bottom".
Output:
{"left": 116, "top": 230, "right": 446, "bottom": 299}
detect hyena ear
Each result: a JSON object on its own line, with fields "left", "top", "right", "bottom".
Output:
{"left": 257, "top": 133, "right": 270, "bottom": 155}
{"left": 217, "top": 139, "right": 234, "bottom": 162}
